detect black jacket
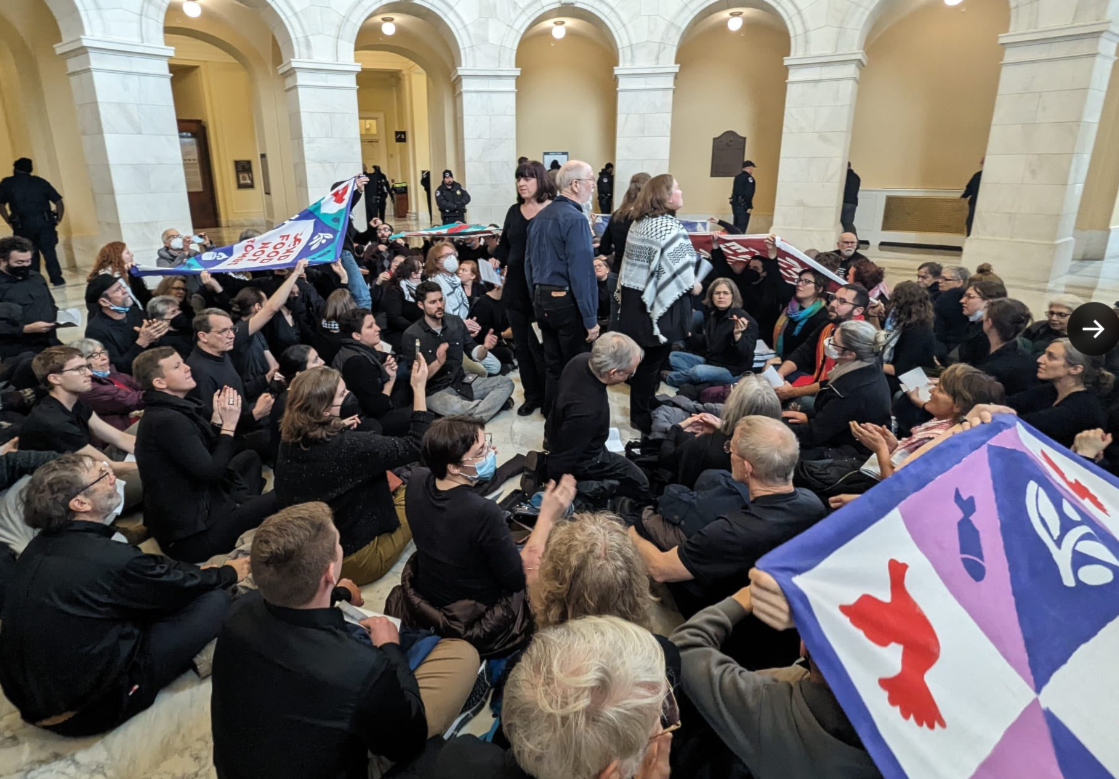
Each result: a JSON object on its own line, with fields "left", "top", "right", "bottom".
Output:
{"left": 435, "top": 182, "right": 470, "bottom": 222}
{"left": 86, "top": 308, "right": 145, "bottom": 374}
{"left": 1011, "top": 384, "right": 1108, "bottom": 448}
{"left": 0, "top": 521, "right": 234, "bottom": 724}
{"left": 597, "top": 213, "right": 634, "bottom": 262}
{"left": 844, "top": 168, "right": 861, "bottom": 205}
{"left": 135, "top": 391, "right": 255, "bottom": 547}
{"left": 546, "top": 353, "right": 608, "bottom": 479}
{"left": 333, "top": 339, "right": 394, "bottom": 421}
{"left": 934, "top": 287, "right": 970, "bottom": 354}
{"left": 731, "top": 172, "right": 756, "bottom": 209}
{"left": 381, "top": 286, "right": 423, "bottom": 351}
{"left": 0, "top": 268, "right": 59, "bottom": 358}
{"left": 693, "top": 307, "right": 758, "bottom": 374}
{"left": 795, "top": 363, "right": 891, "bottom": 453}
{"left": 212, "top": 592, "right": 427, "bottom": 779}
{"left": 976, "top": 338, "right": 1040, "bottom": 396}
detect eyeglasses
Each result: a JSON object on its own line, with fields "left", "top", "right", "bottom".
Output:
{"left": 72, "top": 460, "right": 112, "bottom": 501}
{"left": 462, "top": 433, "right": 494, "bottom": 462}
{"left": 86, "top": 350, "right": 108, "bottom": 360}
{"left": 59, "top": 363, "right": 92, "bottom": 375}
{"left": 937, "top": 276, "right": 958, "bottom": 283}
{"left": 961, "top": 292, "right": 981, "bottom": 302}
{"left": 211, "top": 326, "right": 236, "bottom": 337}
{"left": 1046, "top": 310, "right": 1071, "bottom": 319}
{"left": 575, "top": 178, "right": 597, "bottom": 187}
{"left": 649, "top": 687, "right": 682, "bottom": 743}
{"left": 824, "top": 336, "right": 851, "bottom": 354}
{"left": 795, "top": 278, "right": 818, "bottom": 287}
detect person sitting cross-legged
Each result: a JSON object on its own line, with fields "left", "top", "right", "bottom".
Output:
{"left": 0, "top": 453, "right": 248, "bottom": 737}
{"left": 545, "top": 331, "right": 650, "bottom": 500}
{"left": 665, "top": 278, "right": 759, "bottom": 388}
{"left": 331, "top": 306, "right": 413, "bottom": 436}
{"left": 133, "top": 347, "right": 279, "bottom": 562}
{"left": 211, "top": 502, "right": 479, "bottom": 779}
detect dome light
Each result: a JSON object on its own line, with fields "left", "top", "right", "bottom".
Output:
{"left": 183, "top": 0, "right": 201, "bottom": 17}
{"left": 552, "top": 20, "right": 566, "bottom": 40}
{"left": 727, "top": 11, "right": 743, "bottom": 32}
{"left": 381, "top": 17, "right": 396, "bottom": 35}
{"left": 944, "top": 0, "right": 964, "bottom": 5}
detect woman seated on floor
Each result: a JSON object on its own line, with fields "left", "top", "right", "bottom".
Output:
{"left": 274, "top": 362, "right": 429, "bottom": 586}
{"left": 973, "top": 297, "right": 1040, "bottom": 396}
{"left": 1008, "top": 338, "right": 1111, "bottom": 448}
{"left": 385, "top": 417, "right": 577, "bottom": 659}
{"left": 664, "top": 278, "right": 759, "bottom": 389}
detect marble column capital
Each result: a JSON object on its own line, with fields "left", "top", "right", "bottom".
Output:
{"left": 783, "top": 51, "right": 866, "bottom": 84}
{"left": 54, "top": 36, "right": 175, "bottom": 76}
{"left": 453, "top": 69, "right": 521, "bottom": 95}
{"left": 278, "top": 60, "right": 362, "bottom": 91}
{"left": 614, "top": 65, "right": 679, "bottom": 91}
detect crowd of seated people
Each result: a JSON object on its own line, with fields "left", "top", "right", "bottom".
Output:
{"left": 3, "top": 161, "right": 1119, "bottom": 779}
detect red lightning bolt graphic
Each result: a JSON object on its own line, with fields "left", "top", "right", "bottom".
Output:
{"left": 1041, "top": 450, "right": 1108, "bottom": 516}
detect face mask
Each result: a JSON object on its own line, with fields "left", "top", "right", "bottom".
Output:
{"left": 169, "top": 237, "right": 184, "bottom": 251}
{"left": 743, "top": 268, "right": 761, "bottom": 283}
{"left": 443, "top": 256, "right": 459, "bottom": 274}
{"left": 969, "top": 308, "right": 986, "bottom": 322}
{"left": 465, "top": 449, "right": 497, "bottom": 482}
{"left": 825, "top": 343, "right": 843, "bottom": 360}
{"left": 103, "top": 479, "right": 126, "bottom": 526}
{"left": 91, "top": 369, "right": 111, "bottom": 378}
{"left": 109, "top": 303, "right": 131, "bottom": 314}
{"left": 6, "top": 265, "right": 29, "bottom": 280}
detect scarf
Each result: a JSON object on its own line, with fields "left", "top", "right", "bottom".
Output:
{"left": 436, "top": 273, "right": 470, "bottom": 320}
{"left": 881, "top": 312, "right": 903, "bottom": 364}
{"left": 618, "top": 215, "right": 697, "bottom": 344}
{"left": 401, "top": 279, "right": 418, "bottom": 302}
{"left": 774, "top": 298, "right": 825, "bottom": 355}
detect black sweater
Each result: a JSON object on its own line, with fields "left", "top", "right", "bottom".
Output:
{"left": 976, "top": 339, "right": 1039, "bottom": 396}
{"left": 333, "top": 339, "right": 394, "bottom": 421}
{"left": 492, "top": 203, "right": 533, "bottom": 315}
{"left": 795, "top": 363, "right": 891, "bottom": 453}
{"left": 86, "top": 308, "right": 146, "bottom": 374}
{"left": 692, "top": 307, "right": 758, "bottom": 373}
{"left": 597, "top": 214, "right": 634, "bottom": 262}
{"left": 275, "top": 412, "right": 430, "bottom": 556}
{"left": 545, "top": 353, "right": 609, "bottom": 478}
{"left": 1010, "top": 384, "right": 1108, "bottom": 448}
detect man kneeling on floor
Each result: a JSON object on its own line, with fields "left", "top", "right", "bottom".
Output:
{"left": 0, "top": 453, "right": 248, "bottom": 737}
{"left": 211, "top": 501, "right": 479, "bottom": 779}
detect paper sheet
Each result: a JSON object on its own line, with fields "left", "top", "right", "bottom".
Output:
{"left": 694, "top": 257, "right": 714, "bottom": 285}
{"left": 761, "top": 365, "right": 784, "bottom": 389}
{"left": 899, "top": 367, "right": 933, "bottom": 403}
{"left": 55, "top": 307, "right": 82, "bottom": 328}
{"left": 338, "top": 601, "right": 402, "bottom": 629}
{"left": 606, "top": 427, "right": 625, "bottom": 454}
{"left": 477, "top": 258, "right": 501, "bottom": 286}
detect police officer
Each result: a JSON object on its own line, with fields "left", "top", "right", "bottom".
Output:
{"left": 961, "top": 158, "right": 983, "bottom": 237}
{"left": 0, "top": 159, "right": 65, "bottom": 286}
{"left": 597, "top": 163, "right": 614, "bottom": 214}
{"left": 365, "top": 165, "right": 391, "bottom": 224}
{"left": 435, "top": 169, "right": 471, "bottom": 225}
{"left": 730, "top": 160, "right": 756, "bottom": 233}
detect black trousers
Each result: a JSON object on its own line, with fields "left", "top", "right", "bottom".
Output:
{"left": 731, "top": 208, "right": 751, "bottom": 234}
{"left": 575, "top": 449, "right": 650, "bottom": 500}
{"left": 841, "top": 203, "right": 858, "bottom": 236}
{"left": 45, "top": 588, "right": 232, "bottom": 737}
{"left": 507, "top": 307, "right": 546, "bottom": 408}
{"left": 533, "top": 288, "right": 591, "bottom": 416}
{"left": 16, "top": 224, "right": 63, "bottom": 284}
{"left": 629, "top": 342, "right": 671, "bottom": 435}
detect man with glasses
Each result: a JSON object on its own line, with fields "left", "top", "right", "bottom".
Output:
{"left": 835, "top": 232, "right": 867, "bottom": 279}
{"left": 0, "top": 452, "right": 248, "bottom": 737}
{"left": 1024, "top": 293, "right": 1084, "bottom": 353}
{"left": 85, "top": 273, "right": 168, "bottom": 375}
{"left": 20, "top": 346, "right": 140, "bottom": 500}
{"left": 932, "top": 264, "right": 971, "bottom": 360}
{"left": 525, "top": 160, "right": 600, "bottom": 417}
{"left": 771, "top": 283, "right": 869, "bottom": 405}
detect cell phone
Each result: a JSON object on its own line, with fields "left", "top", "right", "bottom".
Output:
{"left": 415, "top": 339, "right": 422, "bottom": 357}
{"left": 191, "top": 235, "right": 205, "bottom": 244}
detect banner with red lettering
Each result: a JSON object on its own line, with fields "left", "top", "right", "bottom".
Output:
{"left": 691, "top": 234, "right": 847, "bottom": 292}
{"left": 133, "top": 178, "right": 357, "bottom": 276}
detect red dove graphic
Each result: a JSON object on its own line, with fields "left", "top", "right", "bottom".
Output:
{"left": 840, "top": 559, "right": 946, "bottom": 730}
{"left": 1042, "top": 450, "right": 1108, "bottom": 516}
{"left": 331, "top": 185, "right": 350, "bottom": 205}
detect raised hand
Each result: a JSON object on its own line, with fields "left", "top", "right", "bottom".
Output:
{"left": 215, "top": 386, "right": 242, "bottom": 430}
{"left": 411, "top": 351, "right": 430, "bottom": 387}
{"left": 252, "top": 392, "right": 274, "bottom": 421}
{"left": 731, "top": 315, "right": 749, "bottom": 339}
{"left": 1073, "top": 428, "right": 1113, "bottom": 462}
{"left": 540, "top": 474, "right": 577, "bottom": 519}
{"left": 748, "top": 569, "right": 794, "bottom": 631}
{"left": 293, "top": 259, "right": 309, "bottom": 277}
{"left": 483, "top": 329, "right": 498, "bottom": 350}
{"left": 464, "top": 317, "right": 482, "bottom": 337}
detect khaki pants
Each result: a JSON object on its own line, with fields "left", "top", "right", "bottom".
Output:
{"left": 341, "top": 487, "right": 412, "bottom": 586}
{"left": 641, "top": 507, "right": 687, "bottom": 552}
{"left": 463, "top": 355, "right": 487, "bottom": 377}
{"left": 414, "top": 638, "right": 480, "bottom": 737}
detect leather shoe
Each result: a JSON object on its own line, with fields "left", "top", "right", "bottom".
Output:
{"left": 517, "top": 401, "right": 539, "bottom": 417}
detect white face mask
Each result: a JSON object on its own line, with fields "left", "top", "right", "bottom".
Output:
{"left": 825, "top": 343, "right": 843, "bottom": 360}
{"left": 170, "top": 237, "right": 184, "bottom": 251}
{"left": 443, "top": 256, "right": 459, "bottom": 274}
{"left": 103, "top": 479, "right": 127, "bottom": 525}
{"left": 969, "top": 308, "right": 986, "bottom": 322}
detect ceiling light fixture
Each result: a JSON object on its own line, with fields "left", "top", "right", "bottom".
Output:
{"left": 727, "top": 11, "right": 743, "bottom": 31}
{"left": 183, "top": 0, "right": 202, "bottom": 17}
{"left": 552, "top": 20, "right": 566, "bottom": 40}
{"left": 944, "top": 0, "right": 964, "bottom": 5}
{"left": 381, "top": 17, "right": 396, "bottom": 35}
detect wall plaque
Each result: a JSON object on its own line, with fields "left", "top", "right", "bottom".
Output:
{"left": 711, "top": 131, "right": 746, "bottom": 178}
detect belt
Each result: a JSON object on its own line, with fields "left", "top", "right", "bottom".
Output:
{"left": 535, "top": 284, "right": 570, "bottom": 293}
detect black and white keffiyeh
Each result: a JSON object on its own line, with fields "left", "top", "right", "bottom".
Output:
{"left": 619, "top": 214, "right": 697, "bottom": 343}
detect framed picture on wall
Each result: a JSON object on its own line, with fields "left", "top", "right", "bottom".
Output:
{"left": 234, "top": 159, "right": 254, "bottom": 189}
{"left": 542, "top": 151, "right": 568, "bottom": 170}
{"left": 260, "top": 154, "right": 270, "bottom": 196}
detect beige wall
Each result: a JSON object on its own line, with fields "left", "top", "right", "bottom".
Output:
{"left": 169, "top": 35, "right": 267, "bottom": 229}
{"left": 850, "top": 0, "right": 1008, "bottom": 190}
{"left": 1076, "top": 56, "right": 1119, "bottom": 231}
{"left": 515, "top": 31, "right": 617, "bottom": 188}
{"left": 670, "top": 18, "right": 789, "bottom": 219}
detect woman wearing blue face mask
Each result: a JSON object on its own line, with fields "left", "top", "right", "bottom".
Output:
{"left": 72, "top": 337, "right": 144, "bottom": 432}
{"left": 385, "top": 415, "right": 537, "bottom": 658}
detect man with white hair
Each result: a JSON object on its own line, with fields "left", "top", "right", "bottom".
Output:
{"left": 1023, "top": 293, "right": 1084, "bottom": 353}
{"left": 545, "top": 331, "right": 648, "bottom": 499}
{"left": 525, "top": 159, "right": 600, "bottom": 416}
{"left": 835, "top": 232, "right": 867, "bottom": 279}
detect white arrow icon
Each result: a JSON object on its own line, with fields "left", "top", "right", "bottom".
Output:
{"left": 1084, "top": 320, "right": 1105, "bottom": 339}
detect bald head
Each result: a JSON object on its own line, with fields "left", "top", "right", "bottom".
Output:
{"left": 558, "top": 160, "right": 595, "bottom": 203}
{"left": 731, "top": 416, "right": 799, "bottom": 485}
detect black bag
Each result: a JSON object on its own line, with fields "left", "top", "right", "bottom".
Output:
{"left": 793, "top": 457, "right": 880, "bottom": 499}
{"left": 625, "top": 438, "right": 672, "bottom": 498}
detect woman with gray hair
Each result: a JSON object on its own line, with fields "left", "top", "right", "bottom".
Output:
{"left": 781, "top": 319, "right": 891, "bottom": 458}
{"left": 1023, "top": 292, "right": 1084, "bottom": 353}
{"left": 71, "top": 337, "right": 144, "bottom": 432}
{"left": 1009, "top": 337, "right": 1112, "bottom": 448}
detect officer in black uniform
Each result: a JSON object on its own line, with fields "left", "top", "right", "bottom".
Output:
{"left": 0, "top": 159, "right": 65, "bottom": 286}
{"left": 434, "top": 169, "right": 471, "bottom": 224}
{"left": 597, "top": 163, "right": 614, "bottom": 214}
{"left": 730, "top": 160, "right": 756, "bottom": 233}
{"left": 365, "top": 165, "right": 391, "bottom": 224}
{"left": 961, "top": 158, "right": 983, "bottom": 237}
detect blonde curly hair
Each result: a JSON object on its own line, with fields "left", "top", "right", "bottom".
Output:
{"left": 533, "top": 512, "right": 653, "bottom": 631}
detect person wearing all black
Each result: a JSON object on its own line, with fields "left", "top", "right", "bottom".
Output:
{"left": 366, "top": 165, "right": 392, "bottom": 224}
{"left": 880, "top": 281, "right": 937, "bottom": 395}
{"left": 435, "top": 169, "right": 471, "bottom": 224}
{"left": 932, "top": 265, "right": 970, "bottom": 359}
{"left": 134, "top": 348, "right": 278, "bottom": 563}
{"left": 593, "top": 257, "right": 613, "bottom": 329}
{"left": 469, "top": 284, "right": 516, "bottom": 371}
{"left": 971, "top": 298, "right": 1039, "bottom": 396}
{"left": 332, "top": 308, "right": 412, "bottom": 436}
{"left": 1008, "top": 338, "right": 1110, "bottom": 448}
{"left": 730, "top": 161, "right": 756, "bottom": 233}
{"left": 545, "top": 337, "right": 649, "bottom": 498}
{"left": 666, "top": 282, "right": 759, "bottom": 388}
{"left": 493, "top": 161, "right": 556, "bottom": 416}
{"left": 524, "top": 163, "right": 600, "bottom": 417}
{"left": 0, "top": 236, "right": 60, "bottom": 360}
{"left": 916, "top": 262, "right": 942, "bottom": 303}
{"left": 0, "top": 158, "right": 65, "bottom": 285}
{"left": 841, "top": 162, "right": 861, "bottom": 235}
{"left": 0, "top": 452, "right": 245, "bottom": 737}
{"left": 19, "top": 393, "right": 94, "bottom": 454}
{"left": 85, "top": 274, "right": 164, "bottom": 375}
{"left": 382, "top": 258, "right": 424, "bottom": 353}
{"left": 962, "top": 161, "right": 983, "bottom": 237}
{"left": 740, "top": 238, "right": 796, "bottom": 342}
{"left": 596, "top": 162, "right": 614, "bottom": 214}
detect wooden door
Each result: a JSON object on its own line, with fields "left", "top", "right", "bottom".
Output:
{"left": 177, "top": 119, "right": 219, "bottom": 229}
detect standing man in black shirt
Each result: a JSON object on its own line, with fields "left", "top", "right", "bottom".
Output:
{"left": 730, "top": 160, "right": 757, "bottom": 233}
{"left": 366, "top": 165, "right": 392, "bottom": 224}
{"left": 961, "top": 158, "right": 983, "bottom": 237}
{"left": 842, "top": 162, "right": 861, "bottom": 235}
{"left": 0, "top": 453, "right": 247, "bottom": 737}
{"left": 435, "top": 169, "right": 471, "bottom": 224}
{"left": 85, "top": 274, "right": 168, "bottom": 374}
{"left": 597, "top": 162, "right": 614, "bottom": 214}
{"left": 0, "top": 158, "right": 65, "bottom": 286}
{"left": 0, "top": 235, "right": 60, "bottom": 360}
{"left": 211, "top": 502, "right": 479, "bottom": 779}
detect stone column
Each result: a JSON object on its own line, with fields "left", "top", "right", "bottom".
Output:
{"left": 454, "top": 68, "right": 519, "bottom": 227}
{"left": 966, "top": 22, "right": 1118, "bottom": 296}
{"left": 770, "top": 53, "right": 866, "bottom": 251}
{"left": 614, "top": 66, "right": 678, "bottom": 199}
{"left": 55, "top": 37, "right": 192, "bottom": 262}
{"left": 278, "top": 60, "right": 363, "bottom": 215}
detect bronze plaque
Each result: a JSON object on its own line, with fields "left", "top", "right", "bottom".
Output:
{"left": 711, "top": 131, "right": 746, "bottom": 177}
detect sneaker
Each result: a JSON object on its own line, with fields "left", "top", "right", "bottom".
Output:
{"left": 444, "top": 665, "right": 491, "bottom": 739}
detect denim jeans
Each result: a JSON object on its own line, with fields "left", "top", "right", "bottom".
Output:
{"left": 426, "top": 375, "right": 514, "bottom": 422}
{"left": 664, "top": 351, "right": 737, "bottom": 388}
{"left": 470, "top": 346, "right": 502, "bottom": 376}
{"left": 339, "top": 250, "right": 371, "bottom": 309}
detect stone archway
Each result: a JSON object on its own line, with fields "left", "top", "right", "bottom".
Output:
{"left": 335, "top": 0, "right": 471, "bottom": 67}
{"left": 138, "top": 0, "right": 304, "bottom": 60}
{"left": 499, "top": 0, "right": 630, "bottom": 69}
{"left": 664, "top": 0, "right": 807, "bottom": 62}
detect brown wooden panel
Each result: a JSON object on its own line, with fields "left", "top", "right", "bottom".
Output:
{"left": 177, "top": 119, "right": 219, "bottom": 229}
{"left": 882, "top": 196, "right": 969, "bottom": 235}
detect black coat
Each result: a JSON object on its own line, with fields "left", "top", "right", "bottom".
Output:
{"left": 934, "top": 287, "right": 970, "bottom": 355}
{"left": 731, "top": 172, "right": 756, "bottom": 209}
{"left": 0, "top": 268, "right": 59, "bottom": 358}
{"left": 693, "top": 307, "right": 758, "bottom": 374}
{"left": 794, "top": 363, "right": 891, "bottom": 454}
{"left": 597, "top": 213, "right": 633, "bottom": 262}
{"left": 976, "top": 339, "right": 1040, "bottom": 396}
{"left": 435, "top": 182, "right": 470, "bottom": 222}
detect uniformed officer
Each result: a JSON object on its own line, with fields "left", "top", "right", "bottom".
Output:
{"left": 730, "top": 160, "right": 756, "bottom": 233}
{"left": 0, "top": 159, "right": 65, "bottom": 286}
{"left": 435, "top": 169, "right": 471, "bottom": 224}
{"left": 597, "top": 163, "right": 614, "bottom": 214}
